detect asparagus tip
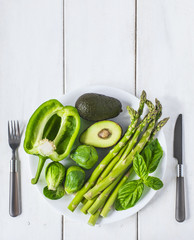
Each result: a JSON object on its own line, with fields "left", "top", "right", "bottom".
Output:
{"left": 141, "top": 90, "right": 147, "bottom": 98}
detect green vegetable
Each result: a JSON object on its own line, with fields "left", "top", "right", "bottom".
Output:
{"left": 67, "top": 91, "right": 170, "bottom": 226}
{"left": 84, "top": 118, "right": 167, "bottom": 224}
{"left": 88, "top": 170, "right": 125, "bottom": 215}
{"left": 84, "top": 119, "right": 156, "bottom": 200}
{"left": 100, "top": 167, "right": 133, "bottom": 217}
{"left": 68, "top": 90, "right": 147, "bottom": 212}
{"left": 144, "top": 176, "right": 163, "bottom": 190}
{"left": 43, "top": 185, "right": 65, "bottom": 200}
{"left": 70, "top": 145, "right": 98, "bottom": 169}
{"left": 68, "top": 91, "right": 169, "bottom": 226}
{"left": 84, "top": 110, "right": 157, "bottom": 211}
{"left": 84, "top": 116, "right": 168, "bottom": 201}
{"left": 23, "top": 99, "right": 80, "bottom": 184}
{"left": 133, "top": 153, "right": 148, "bottom": 180}
{"left": 65, "top": 166, "right": 85, "bottom": 194}
{"left": 88, "top": 209, "right": 102, "bottom": 226}
{"left": 81, "top": 145, "right": 128, "bottom": 214}
{"left": 141, "top": 139, "right": 163, "bottom": 173}
{"left": 115, "top": 138, "right": 164, "bottom": 210}
{"left": 45, "top": 162, "right": 66, "bottom": 191}
{"left": 150, "top": 117, "right": 169, "bottom": 141}
{"left": 43, "top": 162, "right": 66, "bottom": 200}
{"left": 145, "top": 99, "right": 155, "bottom": 112}
{"left": 75, "top": 93, "right": 122, "bottom": 121}
{"left": 79, "top": 121, "right": 122, "bottom": 148}
{"left": 115, "top": 179, "right": 144, "bottom": 210}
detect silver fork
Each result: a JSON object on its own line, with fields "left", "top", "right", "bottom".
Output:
{"left": 8, "top": 121, "right": 21, "bottom": 217}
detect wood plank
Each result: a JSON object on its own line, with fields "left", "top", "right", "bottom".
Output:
{"left": 0, "top": 1, "right": 63, "bottom": 239}
{"left": 65, "top": 0, "right": 135, "bottom": 92}
{"left": 64, "top": 0, "right": 137, "bottom": 238}
{"left": 137, "top": 0, "right": 194, "bottom": 239}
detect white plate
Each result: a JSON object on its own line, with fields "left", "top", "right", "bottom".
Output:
{"left": 29, "top": 85, "right": 167, "bottom": 225}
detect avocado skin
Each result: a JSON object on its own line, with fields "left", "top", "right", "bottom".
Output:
{"left": 75, "top": 93, "right": 122, "bottom": 121}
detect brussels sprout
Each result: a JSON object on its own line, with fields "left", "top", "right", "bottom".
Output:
{"left": 43, "top": 185, "right": 65, "bottom": 200}
{"left": 45, "top": 162, "right": 66, "bottom": 191}
{"left": 65, "top": 166, "right": 85, "bottom": 194}
{"left": 70, "top": 145, "right": 98, "bottom": 169}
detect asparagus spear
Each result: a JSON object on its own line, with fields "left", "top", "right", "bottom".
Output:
{"left": 81, "top": 144, "right": 128, "bottom": 214}
{"left": 146, "top": 99, "right": 155, "bottom": 112}
{"left": 89, "top": 118, "right": 169, "bottom": 221}
{"left": 127, "top": 106, "right": 137, "bottom": 122}
{"left": 81, "top": 198, "right": 87, "bottom": 205}
{"left": 83, "top": 108, "right": 157, "bottom": 212}
{"left": 68, "top": 91, "right": 147, "bottom": 212}
{"left": 95, "top": 112, "right": 156, "bottom": 216}
{"left": 137, "top": 90, "right": 146, "bottom": 116}
{"left": 88, "top": 202, "right": 106, "bottom": 226}
{"left": 84, "top": 120, "right": 156, "bottom": 200}
{"left": 88, "top": 170, "right": 126, "bottom": 215}
{"left": 82, "top": 108, "right": 155, "bottom": 214}
{"left": 81, "top": 197, "right": 97, "bottom": 214}
{"left": 146, "top": 98, "right": 162, "bottom": 120}
{"left": 98, "top": 144, "right": 128, "bottom": 182}
{"left": 113, "top": 109, "right": 157, "bottom": 168}
{"left": 89, "top": 167, "right": 133, "bottom": 223}
{"left": 101, "top": 167, "right": 134, "bottom": 217}
{"left": 68, "top": 140, "right": 128, "bottom": 211}
{"left": 88, "top": 209, "right": 102, "bottom": 226}
{"left": 101, "top": 117, "right": 169, "bottom": 217}
{"left": 150, "top": 117, "right": 169, "bottom": 141}
{"left": 146, "top": 97, "right": 162, "bottom": 118}
{"left": 155, "top": 98, "right": 162, "bottom": 121}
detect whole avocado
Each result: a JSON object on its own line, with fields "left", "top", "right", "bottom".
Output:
{"left": 75, "top": 93, "right": 122, "bottom": 121}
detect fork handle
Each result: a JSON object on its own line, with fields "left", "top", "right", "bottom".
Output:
{"left": 9, "top": 160, "right": 21, "bottom": 217}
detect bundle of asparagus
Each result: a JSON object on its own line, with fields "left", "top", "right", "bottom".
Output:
{"left": 68, "top": 91, "right": 169, "bottom": 226}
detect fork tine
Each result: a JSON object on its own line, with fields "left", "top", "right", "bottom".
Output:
{"left": 14, "top": 121, "right": 17, "bottom": 137}
{"left": 11, "top": 121, "right": 14, "bottom": 137}
{"left": 17, "top": 121, "right": 20, "bottom": 137}
{"left": 8, "top": 121, "right": 11, "bottom": 139}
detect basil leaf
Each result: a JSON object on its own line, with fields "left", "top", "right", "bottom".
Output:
{"left": 141, "top": 139, "right": 163, "bottom": 173}
{"left": 144, "top": 176, "right": 163, "bottom": 190}
{"left": 115, "top": 179, "right": 144, "bottom": 210}
{"left": 133, "top": 153, "right": 148, "bottom": 180}
{"left": 43, "top": 184, "right": 65, "bottom": 200}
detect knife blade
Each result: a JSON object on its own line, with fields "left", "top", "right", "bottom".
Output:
{"left": 174, "top": 114, "right": 182, "bottom": 164}
{"left": 174, "top": 114, "right": 185, "bottom": 222}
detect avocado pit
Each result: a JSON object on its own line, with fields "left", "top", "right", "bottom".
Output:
{"left": 98, "top": 128, "right": 112, "bottom": 139}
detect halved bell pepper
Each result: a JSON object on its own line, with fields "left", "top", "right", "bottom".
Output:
{"left": 24, "top": 99, "right": 80, "bottom": 184}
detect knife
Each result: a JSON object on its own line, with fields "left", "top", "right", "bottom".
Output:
{"left": 173, "top": 114, "right": 185, "bottom": 222}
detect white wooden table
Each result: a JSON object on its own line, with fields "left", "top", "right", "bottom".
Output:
{"left": 1, "top": 0, "right": 194, "bottom": 239}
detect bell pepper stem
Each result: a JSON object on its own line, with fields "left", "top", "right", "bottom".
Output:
{"left": 31, "top": 156, "right": 47, "bottom": 184}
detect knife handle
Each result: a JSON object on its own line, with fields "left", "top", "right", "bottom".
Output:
{"left": 175, "top": 176, "right": 185, "bottom": 222}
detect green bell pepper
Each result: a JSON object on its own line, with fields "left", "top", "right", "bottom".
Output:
{"left": 24, "top": 99, "right": 80, "bottom": 184}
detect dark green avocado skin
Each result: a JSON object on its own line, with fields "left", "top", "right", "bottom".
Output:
{"left": 75, "top": 93, "right": 122, "bottom": 121}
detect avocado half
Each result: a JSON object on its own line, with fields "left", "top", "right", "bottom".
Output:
{"left": 80, "top": 120, "right": 122, "bottom": 148}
